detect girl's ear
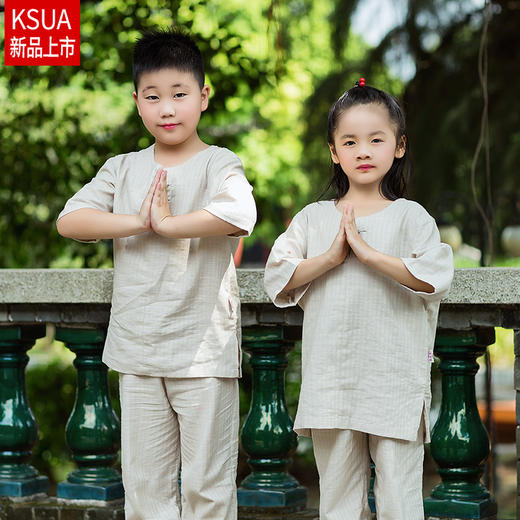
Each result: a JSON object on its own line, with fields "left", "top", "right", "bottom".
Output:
{"left": 329, "top": 143, "right": 340, "bottom": 164}
{"left": 395, "top": 135, "right": 406, "bottom": 159}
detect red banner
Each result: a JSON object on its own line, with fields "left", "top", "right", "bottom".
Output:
{"left": 4, "top": 0, "right": 80, "bottom": 66}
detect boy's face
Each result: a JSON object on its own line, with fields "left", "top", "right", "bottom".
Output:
{"left": 133, "top": 68, "right": 209, "bottom": 149}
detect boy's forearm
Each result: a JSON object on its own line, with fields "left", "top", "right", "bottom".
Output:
{"left": 57, "top": 208, "right": 148, "bottom": 240}
{"left": 154, "top": 209, "right": 243, "bottom": 238}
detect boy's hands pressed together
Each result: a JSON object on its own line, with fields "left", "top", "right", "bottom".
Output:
{"left": 149, "top": 169, "right": 243, "bottom": 239}
{"left": 138, "top": 169, "right": 164, "bottom": 231}
{"left": 150, "top": 170, "right": 173, "bottom": 235}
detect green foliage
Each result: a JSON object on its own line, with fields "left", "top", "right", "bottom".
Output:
{"left": 1, "top": 1, "right": 518, "bottom": 267}
{"left": 487, "top": 327, "right": 514, "bottom": 368}
{"left": 26, "top": 359, "right": 77, "bottom": 484}
{"left": 0, "top": 0, "right": 386, "bottom": 267}
{"left": 354, "top": 1, "right": 520, "bottom": 256}
{"left": 0, "top": 0, "right": 274, "bottom": 267}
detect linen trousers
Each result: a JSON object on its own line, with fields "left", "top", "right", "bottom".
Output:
{"left": 311, "top": 425, "right": 424, "bottom": 520}
{"left": 119, "top": 374, "right": 239, "bottom": 520}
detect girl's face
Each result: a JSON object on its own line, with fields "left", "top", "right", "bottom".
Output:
{"left": 329, "top": 103, "right": 405, "bottom": 194}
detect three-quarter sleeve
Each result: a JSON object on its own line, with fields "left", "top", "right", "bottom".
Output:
{"left": 56, "top": 157, "right": 117, "bottom": 243}
{"left": 401, "top": 216, "right": 454, "bottom": 301}
{"left": 203, "top": 152, "right": 256, "bottom": 237}
{"left": 264, "top": 210, "right": 309, "bottom": 307}
{"left": 58, "top": 158, "right": 116, "bottom": 218}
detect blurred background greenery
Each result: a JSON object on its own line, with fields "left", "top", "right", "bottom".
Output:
{"left": 1, "top": 0, "right": 519, "bottom": 268}
{"left": 2, "top": 0, "right": 520, "bottom": 512}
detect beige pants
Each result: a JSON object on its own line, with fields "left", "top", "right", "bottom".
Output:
{"left": 119, "top": 374, "right": 239, "bottom": 520}
{"left": 311, "top": 426, "right": 424, "bottom": 520}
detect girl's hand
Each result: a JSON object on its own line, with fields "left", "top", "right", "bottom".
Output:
{"left": 344, "top": 203, "right": 373, "bottom": 264}
{"left": 138, "top": 169, "right": 163, "bottom": 230}
{"left": 150, "top": 170, "right": 173, "bottom": 233}
{"left": 325, "top": 207, "right": 351, "bottom": 267}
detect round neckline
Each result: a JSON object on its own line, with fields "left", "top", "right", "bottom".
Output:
{"left": 150, "top": 144, "right": 216, "bottom": 169}
{"left": 329, "top": 198, "right": 403, "bottom": 220}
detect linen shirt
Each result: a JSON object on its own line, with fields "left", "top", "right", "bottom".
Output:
{"left": 264, "top": 199, "right": 453, "bottom": 441}
{"left": 58, "top": 145, "right": 256, "bottom": 378}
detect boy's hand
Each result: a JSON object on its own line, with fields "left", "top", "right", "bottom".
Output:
{"left": 138, "top": 169, "right": 163, "bottom": 230}
{"left": 325, "top": 206, "right": 351, "bottom": 267}
{"left": 151, "top": 170, "right": 173, "bottom": 233}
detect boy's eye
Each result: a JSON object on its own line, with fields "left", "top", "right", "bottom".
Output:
{"left": 173, "top": 92, "right": 186, "bottom": 99}
{"left": 145, "top": 95, "right": 159, "bottom": 101}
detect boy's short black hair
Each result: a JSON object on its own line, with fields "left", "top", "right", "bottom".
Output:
{"left": 133, "top": 29, "right": 205, "bottom": 91}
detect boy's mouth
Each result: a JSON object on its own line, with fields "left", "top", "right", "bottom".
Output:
{"left": 161, "top": 124, "right": 179, "bottom": 130}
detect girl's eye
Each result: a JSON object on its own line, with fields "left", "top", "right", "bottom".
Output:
{"left": 372, "top": 138, "right": 383, "bottom": 143}
{"left": 344, "top": 140, "right": 355, "bottom": 147}
{"left": 145, "top": 95, "right": 159, "bottom": 101}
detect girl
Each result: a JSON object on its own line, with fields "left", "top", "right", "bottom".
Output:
{"left": 264, "top": 80, "right": 454, "bottom": 520}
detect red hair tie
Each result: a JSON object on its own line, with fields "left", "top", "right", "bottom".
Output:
{"left": 359, "top": 77, "right": 365, "bottom": 87}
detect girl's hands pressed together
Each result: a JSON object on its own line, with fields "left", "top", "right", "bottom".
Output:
{"left": 326, "top": 206, "right": 351, "bottom": 267}
{"left": 343, "top": 203, "right": 374, "bottom": 264}
{"left": 150, "top": 170, "right": 173, "bottom": 234}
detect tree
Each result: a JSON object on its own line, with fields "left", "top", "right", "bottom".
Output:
{"left": 0, "top": 0, "right": 273, "bottom": 266}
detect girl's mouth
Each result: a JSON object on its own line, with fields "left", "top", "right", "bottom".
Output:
{"left": 161, "top": 124, "right": 178, "bottom": 130}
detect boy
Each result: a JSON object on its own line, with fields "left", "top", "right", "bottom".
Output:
{"left": 57, "top": 29, "right": 256, "bottom": 520}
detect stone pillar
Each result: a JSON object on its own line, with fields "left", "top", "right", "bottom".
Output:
{"left": 238, "top": 326, "right": 307, "bottom": 510}
{"left": 55, "top": 328, "right": 123, "bottom": 501}
{"left": 424, "top": 328, "right": 497, "bottom": 519}
{"left": 0, "top": 325, "right": 49, "bottom": 497}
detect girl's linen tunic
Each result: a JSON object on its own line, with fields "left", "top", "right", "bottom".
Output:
{"left": 264, "top": 199, "right": 453, "bottom": 442}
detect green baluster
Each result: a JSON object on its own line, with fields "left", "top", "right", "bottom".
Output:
{"left": 368, "top": 461, "right": 375, "bottom": 513}
{"left": 0, "top": 325, "right": 49, "bottom": 497}
{"left": 424, "top": 328, "right": 497, "bottom": 519}
{"left": 55, "top": 328, "right": 123, "bottom": 501}
{"left": 238, "top": 326, "right": 307, "bottom": 509}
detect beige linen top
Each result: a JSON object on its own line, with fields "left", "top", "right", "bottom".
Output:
{"left": 58, "top": 145, "right": 256, "bottom": 378}
{"left": 264, "top": 199, "right": 453, "bottom": 441}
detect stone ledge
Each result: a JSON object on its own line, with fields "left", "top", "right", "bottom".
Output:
{"left": 0, "top": 498, "right": 319, "bottom": 520}
{"left": 0, "top": 268, "right": 519, "bottom": 306}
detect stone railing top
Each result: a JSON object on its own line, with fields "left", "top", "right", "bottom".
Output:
{"left": 0, "top": 267, "right": 519, "bottom": 305}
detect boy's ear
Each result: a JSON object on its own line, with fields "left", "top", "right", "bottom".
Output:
{"left": 395, "top": 135, "right": 406, "bottom": 159}
{"left": 132, "top": 92, "right": 142, "bottom": 117}
{"left": 329, "top": 143, "right": 340, "bottom": 164}
{"left": 200, "top": 85, "right": 210, "bottom": 112}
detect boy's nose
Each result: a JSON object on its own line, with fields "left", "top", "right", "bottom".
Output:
{"left": 159, "top": 101, "right": 176, "bottom": 117}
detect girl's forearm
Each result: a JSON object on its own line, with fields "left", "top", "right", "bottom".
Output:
{"left": 57, "top": 208, "right": 147, "bottom": 240}
{"left": 363, "top": 247, "right": 434, "bottom": 293}
{"left": 154, "top": 209, "right": 243, "bottom": 238}
{"left": 284, "top": 252, "right": 338, "bottom": 292}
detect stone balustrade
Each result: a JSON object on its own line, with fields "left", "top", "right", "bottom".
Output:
{"left": 0, "top": 268, "right": 519, "bottom": 520}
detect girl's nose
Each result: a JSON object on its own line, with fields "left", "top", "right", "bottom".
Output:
{"left": 356, "top": 149, "right": 371, "bottom": 159}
